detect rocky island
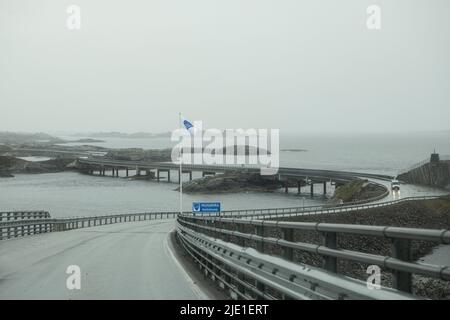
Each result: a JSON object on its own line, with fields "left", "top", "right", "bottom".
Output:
{"left": 327, "top": 179, "right": 387, "bottom": 205}
{"left": 179, "top": 172, "right": 285, "bottom": 193}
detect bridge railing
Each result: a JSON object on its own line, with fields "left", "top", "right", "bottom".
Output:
{"left": 0, "top": 219, "right": 56, "bottom": 239}
{"left": 176, "top": 214, "right": 450, "bottom": 299}
{"left": 0, "top": 211, "right": 50, "bottom": 221}
{"left": 2, "top": 194, "right": 443, "bottom": 241}
{"left": 0, "top": 211, "right": 178, "bottom": 240}
{"left": 77, "top": 157, "right": 394, "bottom": 180}
{"left": 185, "top": 181, "right": 389, "bottom": 219}
{"left": 206, "top": 195, "right": 438, "bottom": 220}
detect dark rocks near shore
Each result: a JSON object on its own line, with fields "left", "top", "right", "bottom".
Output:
{"left": 104, "top": 148, "right": 172, "bottom": 162}
{"left": 180, "top": 172, "right": 283, "bottom": 194}
{"left": 327, "top": 179, "right": 386, "bottom": 205}
{"left": 0, "top": 155, "right": 76, "bottom": 176}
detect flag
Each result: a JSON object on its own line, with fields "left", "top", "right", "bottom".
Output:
{"left": 183, "top": 119, "right": 193, "bottom": 131}
{"left": 182, "top": 118, "right": 196, "bottom": 135}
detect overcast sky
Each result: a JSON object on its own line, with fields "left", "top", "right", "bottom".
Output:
{"left": 1, "top": 0, "right": 449, "bottom": 134}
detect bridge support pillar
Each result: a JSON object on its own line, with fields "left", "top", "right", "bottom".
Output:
{"left": 116, "top": 168, "right": 119, "bottom": 177}
{"left": 126, "top": 168, "right": 129, "bottom": 177}
{"left": 391, "top": 239, "right": 412, "bottom": 293}
{"left": 297, "top": 181, "right": 301, "bottom": 194}
{"left": 310, "top": 183, "right": 314, "bottom": 197}
{"left": 323, "top": 182, "right": 327, "bottom": 195}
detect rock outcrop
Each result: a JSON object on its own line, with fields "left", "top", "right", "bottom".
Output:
{"left": 0, "top": 156, "right": 75, "bottom": 176}
{"left": 180, "top": 172, "right": 283, "bottom": 193}
{"left": 104, "top": 148, "right": 172, "bottom": 162}
{"left": 327, "top": 179, "right": 387, "bottom": 205}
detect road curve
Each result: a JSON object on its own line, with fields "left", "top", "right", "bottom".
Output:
{"left": 0, "top": 219, "right": 206, "bottom": 299}
{"left": 366, "top": 178, "right": 450, "bottom": 203}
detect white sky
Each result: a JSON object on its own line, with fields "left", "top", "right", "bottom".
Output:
{"left": 1, "top": 0, "right": 449, "bottom": 133}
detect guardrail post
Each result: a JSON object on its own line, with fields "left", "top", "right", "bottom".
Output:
{"left": 237, "top": 224, "right": 245, "bottom": 247}
{"left": 254, "top": 224, "right": 266, "bottom": 296}
{"left": 282, "top": 228, "right": 294, "bottom": 261}
{"left": 321, "top": 232, "right": 338, "bottom": 273}
{"left": 255, "top": 225, "right": 264, "bottom": 253}
{"left": 391, "top": 239, "right": 412, "bottom": 293}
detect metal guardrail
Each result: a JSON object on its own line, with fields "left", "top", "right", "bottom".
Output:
{"left": 176, "top": 212, "right": 450, "bottom": 299}
{"left": 0, "top": 211, "right": 50, "bottom": 221}
{"left": 176, "top": 224, "right": 418, "bottom": 300}
{"left": 0, "top": 211, "right": 178, "bottom": 240}
{"left": 1, "top": 195, "right": 445, "bottom": 241}
{"left": 206, "top": 195, "right": 440, "bottom": 220}
{"left": 233, "top": 185, "right": 389, "bottom": 218}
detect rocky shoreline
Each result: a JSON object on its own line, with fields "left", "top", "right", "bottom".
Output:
{"left": 0, "top": 156, "right": 77, "bottom": 177}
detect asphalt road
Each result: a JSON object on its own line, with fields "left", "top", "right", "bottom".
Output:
{"left": 0, "top": 219, "right": 207, "bottom": 299}
{"left": 368, "top": 178, "right": 450, "bottom": 202}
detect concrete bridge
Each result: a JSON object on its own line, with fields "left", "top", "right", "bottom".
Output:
{"left": 77, "top": 157, "right": 393, "bottom": 196}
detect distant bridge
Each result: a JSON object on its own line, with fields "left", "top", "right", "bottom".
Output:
{"left": 77, "top": 157, "right": 393, "bottom": 196}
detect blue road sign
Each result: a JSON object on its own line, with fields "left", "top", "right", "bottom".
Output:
{"left": 192, "top": 202, "right": 221, "bottom": 214}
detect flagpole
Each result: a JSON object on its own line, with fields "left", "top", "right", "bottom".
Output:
{"left": 179, "top": 112, "right": 183, "bottom": 216}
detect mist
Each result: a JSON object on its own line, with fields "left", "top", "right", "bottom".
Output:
{"left": 1, "top": 0, "right": 449, "bottom": 133}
